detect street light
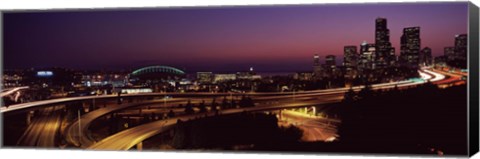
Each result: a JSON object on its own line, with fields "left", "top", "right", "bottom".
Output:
{"left": 77, "top": 110, "right": 82, "bottom": 147}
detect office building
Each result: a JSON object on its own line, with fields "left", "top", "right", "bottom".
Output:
{"left": 343, "top": 46, "right": 358, "bottom": 79}
{"left": 420, "top": 47, "right": 432, "bottom": 66}
{"left": 359, "top": 41, "right": 376, "bottom": 71}
{"left": 444, "top": 47, "right": 456, "bottom": 62}
{"left": 454, "top": 34, "right": 467, "bottom": 60}
{"left": 196, "top": 72, "right": 213, "bottom": 83}
{"left": 294, "top": 72, "right": 314, "bottom": 81}
{"left": 213, "top": 74, "right": 236, "bottom": 83}
{"left": 375, "top": 18, "right": 393, "bottom": 68}
{"left": 313, "top": 54, "right": 324, "bottom": 79}
{"left": 400, "top": 27, "right": 421, "bottom": 68}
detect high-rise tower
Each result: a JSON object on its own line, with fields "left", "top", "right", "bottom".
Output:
{"left": 313, "top": 54, "right": 323, "bottom": 79}
{"left": 399, "top": 27, "right": 421, "bottom": 68}
{"left": 375, "top": 18, "right": 393, "bottom": 68}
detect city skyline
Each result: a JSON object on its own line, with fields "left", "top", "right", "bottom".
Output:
{"left": 4, "top": 2, "right": 467, "bottom": 72}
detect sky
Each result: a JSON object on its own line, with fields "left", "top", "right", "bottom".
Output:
{"left": 3, "top": 2, "right": 468, "bottom": 72}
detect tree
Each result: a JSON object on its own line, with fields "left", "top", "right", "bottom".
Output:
{"left": 150, "top": 112, "right": 157, "bottom": 121}
{"left": 141, "top": 114, "right": 150, "bottom": 124}
{"left": 184, "top": 100, "right": 195, "bottom": 114}
{"left": 282, "top": 125, "right": 304, "bottom": 143}
{"left": 245, "top": 96, "right": 255, "bottom": 107}
{"left": 210, "top": 98, "right": 217, "bottom": 112}
{"left": 221, "top": 96, "right": 229, "bottom": 109}
{"left": 167, "top": 110, "right": 175, "bottom": 118}
{"left": 230, "top": 99, "right": 237, "bottom": 108}
{"left": 117, "top": 92, "right": 123, "bottom": 105}
{"left": 199, "top": 100, "right": 207, "bottom": 113}
{"left": 343, "top": 87, "right": 356, "bottom": 103}
{"left": 239, "top": 95, "right": 247, "bottom": 108}
{"left": 358, "top": 83, "right": 373, "bottom": 99}
{"left": 88, "top": 102, "right": 95, "bottom": 112}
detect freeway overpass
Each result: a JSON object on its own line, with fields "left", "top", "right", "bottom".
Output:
{"left": 87, "top": 69, "right": 451, "bottom": 150}
{"left": 67, "top": 69, "right": 438, "bottom": 148}
{"left": 1, "top": 86, "right": 29, "bottom": 97}
{"left": 0, "top": 71, "right": 422, "bottom": 114}
{"left": 5, "top": 68, "right": 458, "bottom": 149}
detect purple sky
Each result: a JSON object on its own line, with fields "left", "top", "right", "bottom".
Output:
{"left": 4, "top": 2, "right": 468, "bottom": 72}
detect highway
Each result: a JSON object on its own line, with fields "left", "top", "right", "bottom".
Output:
{"left": 70, "top": 71, "right": 432, "bottom": 149}
{"left": 88, "top": 96, "right": 344, "bottom": 150}
{"left": 0, "top": 79, "right": 413, "bottom": 113}
{"left": 68, "top": 95, "right": 330, "bottom": 148}
{"left": 0, "top": 86, "right": 29, "bottom": 97}
{"left": 5, "top": 68, "right": 454, "bottom": 149}
{"left": 17, "top": 105, "right": 63, "bottom": 147}
{"left": 430, "top": 69, "right": 463, "bottom": 85}
{"left": 65, "top": 98, "right": 190, "bottom": 147}
{"left": 87, "top": 69, "right": 447, "bottom": 150}
{"left": 279, "top": 110, "right": 340, "bottom": 142}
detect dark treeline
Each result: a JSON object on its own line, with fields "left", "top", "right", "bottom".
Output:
{"left": 249, "top": 84, "right": 467, "bottom": 157}
{"left": 335, "top": 83, "right": 467, "bottom": 155}
{"left": 170, "top": 112, "right": 303, "bottom": 150}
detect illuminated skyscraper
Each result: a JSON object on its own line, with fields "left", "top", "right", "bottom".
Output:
{"left": 444, "top": 47, "right": 456, "bottom": 61}
{"left": 400, "top": 27, "right": 421, "bottom": 68}
{"left": 314, "top": 54, "right": 320, "bottom": 66}
{"left": 375, "top": 18, "right": 393, "bottom": 68}
{"left": 343, "top": 46, "right": 358, "bottom": 68}
{"left": 420, "top": 47, "right": 432, "bottom": 66}
{"left": 389, "top": 47, "right": 396, "bottom": 66}
{"left": 313, "top": 54, "right": 323, "bottom": 79}
{"left": 325, "top": 55, "right": 336, "bottom": 67}
{"left": 454, "top": 34, "right": 467, "bottom": 61}
{"left": 325, "top": 55, "right": 338, "bottom": 78}
{"left": 359, "top": 41, "right": 376, "bottom": 71}
{"left": 343, "top": 46, "right": 358, "bottom": 79}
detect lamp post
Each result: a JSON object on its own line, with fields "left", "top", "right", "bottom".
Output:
{"left": 77, "top": 110, "right": 82, "bottom": 147}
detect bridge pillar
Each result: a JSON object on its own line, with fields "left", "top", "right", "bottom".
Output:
{"left": 26, "top": 111, "right": 34, "bottom": 125}
{"left": 136, "top": 141, "right": 143, "bottom": 150}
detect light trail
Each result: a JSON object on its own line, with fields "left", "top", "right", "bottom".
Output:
{"left": 0, "top": 86, "right": 29, "bottom": 97}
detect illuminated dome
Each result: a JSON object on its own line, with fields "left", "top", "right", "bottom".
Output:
{"left": 129, "top": 65, "right": 186, "bottom": 82}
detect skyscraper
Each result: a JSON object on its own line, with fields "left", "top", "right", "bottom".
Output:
{"left": 325, "top": 55, "right": 336, "bottom": 67}
{"left": 389, "top": 47, "right": 396, "bottom": 66}
{"left": 343, "top": 46, "right": 358, "bottom": 68}
{"left": 325, "top": 55, "right": 337, "bottom": 78}
{"left": 420, "top": 47, "right": 432, "bottom": 66}
{"left": 313, "top": 54, "right": 323, "bottom": 79}
{"left": 359, "top": 41, "right": 376, "bottom": 71}
{"left": 343, "top": 46, "right": 358, "bottom": 79}
{"left": 400, "top": 27, "right": 421, "bottom": 68}
{"left": 375, "top": 18, "right": 393, "bottom": 68}
{"left": 454, "top": 34, "right": 467, "bottom": 61}
{"left": 444, "top": 47, "right": 456, "bottom": 62}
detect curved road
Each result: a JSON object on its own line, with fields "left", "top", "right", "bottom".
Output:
{"left": 0, "top": 80, "right": 412, "bottom": 113}
{"left": 8, "top": 68, "right": 452, "bottom": 149}
{"left": 65, "top": 98, "right": 189, "bottom": 147}
{"left": 72, "top": 74, "right": 425, "bottom": 149}
{"left": 88, "top": 69, "right": 448, "bottom": 150}
{"left": 17, "top": 105, "right": 62, "bottom": 147}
